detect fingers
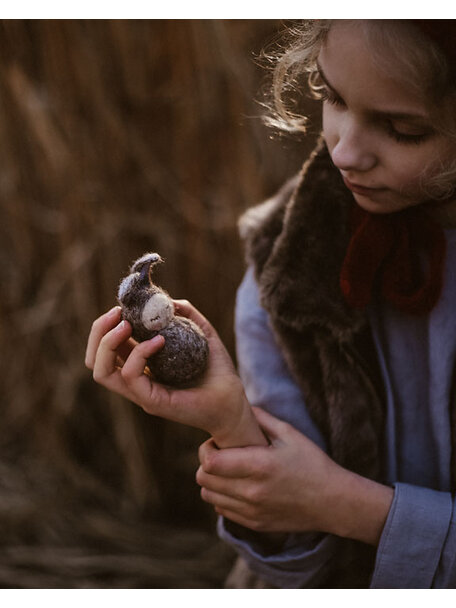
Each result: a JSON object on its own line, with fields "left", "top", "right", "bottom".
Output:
{"left": 198, "top": 437, "right": 269, "bottom": 478}
{"left": 174, "top": 299, "right": 237, "bottom": 379}
{"left": 90, "top": 318, "right": 166, "bottom": 403}
{"left": 85, "top": 306, "right": 122, "bottom": 369}
{"left": 196, "top": 460, "right": 259, "bottom": 510}
{"left": 210, "top": 507, "right": 261, "bottom": 531}
{"left": 199, "top": 484, "right": 248, "bottom": 512}
{"left": 92, "top": 319, "right": 133, "bottom": 384}
{"left": 196, "top": 469, "right": 270, "bottom": 532}
{"left": 198, "top": 438, "right": 249, "bottom": 477}
{"left": 120, "top": 334, "right": 165, "bottom": 392}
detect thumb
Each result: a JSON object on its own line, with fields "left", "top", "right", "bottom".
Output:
{"left": 251, "top": 406, "right": 293, "bottom": 442}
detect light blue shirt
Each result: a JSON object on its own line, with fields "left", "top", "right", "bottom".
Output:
{"left": 218, "top": 229, "right": 456, "bottom": 588}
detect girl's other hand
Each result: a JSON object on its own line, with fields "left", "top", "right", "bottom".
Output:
{"left": 197, "top": 407, "right": 393, "bottom": 545}
{"left": 85, "top": 301, "right": 267, "bottom": 449}
{"left": 197, "top": 406, "right": 337, "bottom": 534}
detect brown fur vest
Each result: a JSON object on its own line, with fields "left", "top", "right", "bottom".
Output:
{"left": 239, "top": 140, "right": 386, "bottom": 481}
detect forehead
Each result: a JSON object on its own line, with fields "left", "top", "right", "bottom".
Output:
{"left": 318, "top": 22, "right": 430, "bottom": 117}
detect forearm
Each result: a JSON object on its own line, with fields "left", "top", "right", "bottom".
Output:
{"left": 326, "top": 467, "right": 394, "bottom": 546}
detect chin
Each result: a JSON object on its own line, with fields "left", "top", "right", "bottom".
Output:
{"left": 352, "top": 192, "right": 417, "bottom": 215}
{"left": 352, "top": 193, "right": 393, "bottom": 214}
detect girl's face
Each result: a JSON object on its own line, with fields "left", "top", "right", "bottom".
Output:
{"left": 319, "top": 22, "right": 456, "bottom": 214}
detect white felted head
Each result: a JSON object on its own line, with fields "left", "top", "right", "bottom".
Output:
{"left": 141, "top": 292, "right": 175, "bottom": 331}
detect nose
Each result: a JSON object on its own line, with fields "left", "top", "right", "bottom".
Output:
{"left": 330, "top": 119, "right": 377, "bottom": 174}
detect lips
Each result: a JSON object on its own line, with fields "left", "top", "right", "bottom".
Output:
{"left": 343, "top": 176, "right": 385, "bottom": 196}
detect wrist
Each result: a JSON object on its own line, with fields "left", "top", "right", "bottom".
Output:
{"left": 324, "top": 466, "right": 394, "bottom": 546}
{"left": 211, "top": 397, "right": 268, "bottom": 448}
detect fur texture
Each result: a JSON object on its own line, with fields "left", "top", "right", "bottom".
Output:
{"left": 117, "top": 253, "right": 209, "bottom": 387}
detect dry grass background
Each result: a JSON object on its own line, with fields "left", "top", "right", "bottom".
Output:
{"left": 0, "top": 19, "right": 318, "bottom": 588}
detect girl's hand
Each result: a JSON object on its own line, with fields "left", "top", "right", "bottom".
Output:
{"left": 196, "top": 407, "right": 393, "bottom": 545}
{"left": 85, "top": 301, "right": 268, "bottom": 449}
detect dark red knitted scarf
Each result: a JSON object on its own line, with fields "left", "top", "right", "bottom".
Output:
{"left": 340, "top": 204, "right": 447, "bottom": 315}
{"left": 338, "top": 20, "right": 454, "bottom": 316}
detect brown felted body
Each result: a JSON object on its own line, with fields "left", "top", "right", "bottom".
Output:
{"left": 146, "top": 317, "right": 209, "bottom": 386}
{"left": 117, "top": 253, "right": 209, "bottom": 387}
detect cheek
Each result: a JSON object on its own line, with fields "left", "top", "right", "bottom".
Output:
{"left": 387, "top": 137, "right": 455, "bottom": 194}
{"left": 383, "top": 150, "right": 433, "bottom": 194}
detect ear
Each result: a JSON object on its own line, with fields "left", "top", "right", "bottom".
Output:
{"left": 131, "top": 252, "right": 163, "bottom": 274}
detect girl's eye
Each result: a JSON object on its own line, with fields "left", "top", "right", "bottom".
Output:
{"left": 385, "top": 122, "right": 433, "bottom": 145}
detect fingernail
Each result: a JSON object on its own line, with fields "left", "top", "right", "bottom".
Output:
{"left": 115, "top": 320, "right": 128, "bottom": 332}
{"left": 108, "top": 306, "right": 121, "bottom": 318}
{"left": 147, "top": 335, "right": 165, "bottom": 347}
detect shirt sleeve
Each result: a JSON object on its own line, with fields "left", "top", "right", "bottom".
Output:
{"left": 233, "top": 266, "right": 326, "bottom": 448}
{"left": 371, "top": 482, "right": 456, "bottom": 588}
{"left": 217, "top": 267, "right": 343, "bottom": 587}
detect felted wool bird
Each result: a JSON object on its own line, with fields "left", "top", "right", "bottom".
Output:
{"left": 117, "top": 253, "right": 209, "bottom": 387}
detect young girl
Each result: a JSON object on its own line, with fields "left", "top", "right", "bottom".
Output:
{"left": 85, "top": 20, "right": 456, "bottom": 588}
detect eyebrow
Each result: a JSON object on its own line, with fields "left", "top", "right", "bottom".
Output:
{"left": 315, "top": 61, "right": 430, "bottom": 123}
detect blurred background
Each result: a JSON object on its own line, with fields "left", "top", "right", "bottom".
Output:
{"left": 0, "top": 19, "right": 319, "bottom": 588}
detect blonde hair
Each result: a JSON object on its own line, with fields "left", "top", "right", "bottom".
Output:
{"left": 262, "top": 19, "right": 456, "bottom": 199}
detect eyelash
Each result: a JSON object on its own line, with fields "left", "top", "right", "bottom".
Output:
{"left": 318, "top": 86, "right": 344, "bottom": 107}
{"left": 319, "top": 85, "right": 431, "bottom": 146}
{"left": 384, "top": 123, "right": 430, "bottom": 145}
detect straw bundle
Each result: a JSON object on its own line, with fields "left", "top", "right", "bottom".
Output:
{"left": 0, "top": 19, "right": 315, "bottom": 587}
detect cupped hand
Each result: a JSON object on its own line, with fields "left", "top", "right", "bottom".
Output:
{"left": 85, "top": 301, "right": 267, "bottom": 448}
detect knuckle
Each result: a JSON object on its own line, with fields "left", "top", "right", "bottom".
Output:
{"left": 249, "top": 518, "right": 265, "bottom": 532}
{"left": 91, "top": 315, "right": 108, "bottom": 336}
{"left": 200, "top": 487, "right": 211, "bottom": 503}
{"left": 251, "top": 456, "right": 268, "bottom": 477}
{"left": 276, "top": 418, "right": 291, "bottom": 436}
{"left": 199, "top": 446, "right": 218, "bottom": 473}
{"left": 202, "top": 452, "right": 217, "bottom": 474}
{"left": 198, "top": 442, "right": 208, "bottom": 465}
{"left": 195, "top": 466, "right": 204, "bottom": 485}
{"left": 245, "top": 484, "right": 263, "bottom": 504}
{"left": 100, "top": 329, "right": 116, "bottom": 347}
{"left": 249, "top": 454, "right": 271, "bottom": 479}
{"left": 120, "top": 365, "right": 134, "bottom": 383}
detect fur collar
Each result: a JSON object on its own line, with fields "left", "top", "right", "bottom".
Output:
{"left": 240, "top": 139, "right": 367, "bottom": 343}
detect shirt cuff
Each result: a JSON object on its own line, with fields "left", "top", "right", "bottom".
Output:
{"left": 371, "top": 482, "right": 453, "bottom": 588}
{"left": 217, "top": 517, "right": 338, "bottom": 588}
